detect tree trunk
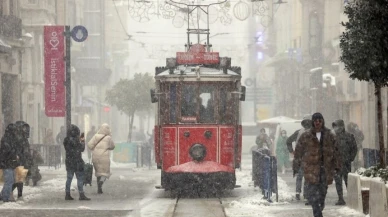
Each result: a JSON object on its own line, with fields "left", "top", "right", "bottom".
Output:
{"left": 129, "top": 111, "right": 135, "bottom": 142}
{"left": 128, "top": 115, "right": 132, "bottom": 142}
{"left": 375, "top": 86, "right": 386, "bottom": 168}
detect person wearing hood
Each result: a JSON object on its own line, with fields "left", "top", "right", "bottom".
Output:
{"left": 293, "top": 113, "right": 341, "bottom": 217}
{"left": 87, "top": 123, "right": 115, "bottom": 194}
{"left": 255, "top": 128, "right": 272, "bottom": 149}
{"left": 347, "top": 122, "right": 364, "bottom": 171}
{"left": 0, "top": 124, "right": 18, "bottom": 202}
{"left": 64, "top": 124, "right": 90, "bottom": 200}
{"left": 12, "top": 121, "right": 32, "bottom": 199}
{"left": 332, "top": 120, "right": 357, "bottom": 205}
{"left": 286, "top": 116, "right": 311, "bottom": 201}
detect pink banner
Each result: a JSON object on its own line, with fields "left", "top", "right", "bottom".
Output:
{"left": 44, "top": 26, "right": 65, "bottom": 117}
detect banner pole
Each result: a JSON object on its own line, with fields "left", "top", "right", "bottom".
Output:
{"left": 65, "top": 26, "right": 71, "bottom": 136}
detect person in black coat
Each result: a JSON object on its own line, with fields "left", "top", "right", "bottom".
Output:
{"left": 12, "top": 121, "right": 32, "bottom": 199}
{"left": 64, "top": 124, "right": 90, "bottom": 201}
{"left": 332, "top": 120, "right": 357, "bottom": 205}
{"left": 347, "top": 122, "right": 364, "bottom": 170}
{"left": 286, "top": 117, "right": 311, "bottom": 201}
{"left": 0, "top": 124, "right": 19, "bottom": 202}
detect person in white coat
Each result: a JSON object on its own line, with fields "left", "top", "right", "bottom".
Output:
{"left": 87, "top": 123, "right": 115, "bottom": 194}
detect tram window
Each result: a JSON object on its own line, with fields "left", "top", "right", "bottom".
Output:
{"left": 220, "top": 88, "right": 235, "bottom": 124}
{"left": 181, "top": 85, "right": 197, "bottom": 117}
{"left": 169, "top": 84, "right": 177, "bottom": 123}
{"left": 199, "top": 85, "right": 216, "bottom": 123}
{"left": 160, "top": 84, "right": 169, "bottom": 124}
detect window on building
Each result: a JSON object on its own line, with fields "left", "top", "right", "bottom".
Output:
{"left": 9, "top": 0, "right": 13, "bottom": 15}
{"left": 0, "top": 0, "right": 4, "bottom": 16}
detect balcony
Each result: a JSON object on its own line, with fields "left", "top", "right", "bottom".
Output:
{"left": 0, "top": 15, "right": 22, "bottom": 39}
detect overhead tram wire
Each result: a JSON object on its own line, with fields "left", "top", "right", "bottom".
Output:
{"left": 112, "top": 0, "right": 144, "bottom": 45}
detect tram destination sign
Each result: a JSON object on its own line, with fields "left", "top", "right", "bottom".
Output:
{"left": 176, "top": 44, "right": 219, "bottom": 65}
{"left": 176, "top": 52, "right": 219, "bottom": 65}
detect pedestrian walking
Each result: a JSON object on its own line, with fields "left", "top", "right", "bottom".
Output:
{"left": 64, "top": 124, "right": 90, "bottom": 201}
{"left": 56, "top": 126, "right": 66, "bottom": 163}
{"left": 286, "top": 116, "right": 311, "bottom": 201}
{"left": 255, "top": 128, "right": 272, "bottom": 149}
{"left": 12, "top": 121, "right": 32, "bottom": 199}
{"left": 0, "top": 124, "right": 18, "bottom": 202}
{"left": 347, "top": 122, "right": 364, "bottom": 171}
{"left": 293, "top": 112, "right": 341, "bottom": 217}
{"left": 85, "top": 126, "right": 96, "bottom": 161}
{"left": 332, "top": 119, "right": 357, "bottom": 205}
{"left": 25, "top": 149, "right": 44, "bottom": 186}
{"left": 276, "top": 130, "right": 289, "bottom": 174}
{"left": 44, "top": 129, "right": 55, "bottom": 145}
{"left": 87, "top": 123, "right": 115, "bottom": 194}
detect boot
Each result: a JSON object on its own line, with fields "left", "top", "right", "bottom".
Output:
{"left": 295, "top": 193, "right": 300, "bottom": 200}
{"left": 79, "top": 192, "right": 91, "bottom": 201}
{"left": 335, "top": 196, "right": 346, "bottom": 205}
{"left": 65, "top": 192, "right": 74, "bottom": 200}
{"left": 17, "top": 183, "right": 23, "bottom": 198}
{"left": 97, "top": 177, "right": 103, "bottom": 194}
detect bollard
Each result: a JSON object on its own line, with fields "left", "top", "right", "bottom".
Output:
{"left": 271, "top": 156, "right": 278, "bottom": 202}
{"left": 137, "top": 143, "right": 142, "bottom": 168}
{"left": 263, "top": 155, "right": 272, "bottom": 202}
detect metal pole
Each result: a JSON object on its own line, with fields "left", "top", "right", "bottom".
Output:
{"left": 254, "top": 78, "right": 257, "bottom": 122}
{"left": 65, "top": 26, "right": 71, "bottom": 136}
{"left": 311, "top": 87, "right": 317, "bottom": 113}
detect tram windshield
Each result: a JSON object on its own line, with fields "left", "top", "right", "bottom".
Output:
{"left": 161, "top": 82, "right": 237, "bottom": 124}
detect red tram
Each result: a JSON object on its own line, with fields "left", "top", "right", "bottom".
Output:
{"left": 150, "top": 0, "right": 245, "bottom": 192}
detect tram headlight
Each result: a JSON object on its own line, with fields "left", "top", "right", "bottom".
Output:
{"left": 189, "top": 143, "right": 207, "bottom": 162}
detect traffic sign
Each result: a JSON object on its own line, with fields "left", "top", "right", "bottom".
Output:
{"left": 71, "top": 25, "right": 88, "bottom": 42}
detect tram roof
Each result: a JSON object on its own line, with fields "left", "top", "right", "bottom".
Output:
{"left": 155, "top": 65, "right": 241, "bottom": 78}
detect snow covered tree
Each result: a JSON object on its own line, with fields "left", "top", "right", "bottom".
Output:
{"left": 105, "top": 73, "right": 154, "bottom": 141}
{"left": 340, "top": 0, "right": 388, "bottom": 168}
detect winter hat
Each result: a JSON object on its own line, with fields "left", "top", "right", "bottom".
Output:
{"left": 312, "top": 112, "right": 324, "bottom": 120}
{"left": 311, "top": 112, "right": 325, "bottom": 127}
{"left": 301, "top": 114, "right": 312, "bottom": 129}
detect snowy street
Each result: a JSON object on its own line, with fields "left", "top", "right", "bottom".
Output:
{"left": 0, "top": 154, "right": 367, "bottom": 217}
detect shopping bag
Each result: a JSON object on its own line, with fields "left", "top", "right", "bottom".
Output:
{"left": 14, "top": 166, "right": 29, "bottom": 183}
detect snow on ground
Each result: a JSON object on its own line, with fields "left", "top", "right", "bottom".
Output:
{"left": 224, "top": 168, "right": 294, "bottom": 217}
{"left": 224, "top": 165, "right": 367, "bottom": 217}
{"left": 0, "top": 160, "right": 138, "bottom": 209}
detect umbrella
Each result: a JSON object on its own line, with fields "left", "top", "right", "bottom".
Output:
{"left": 258, "top": 116, "right": 299, "bottom": 124}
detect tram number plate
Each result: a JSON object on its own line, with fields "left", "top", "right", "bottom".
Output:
{"left": 181, "top": 116, "right": 197, "bottom": 122}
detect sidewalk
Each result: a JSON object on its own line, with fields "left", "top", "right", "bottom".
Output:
{"left": 276, "top": 170, "right": 366, "bottom": 217}
{"left": 225, "top": 154, "right": 367, "bottom": 217}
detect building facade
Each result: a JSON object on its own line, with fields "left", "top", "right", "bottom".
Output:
{"left": 0, "top": 0, "right": 23, "bottom": 134}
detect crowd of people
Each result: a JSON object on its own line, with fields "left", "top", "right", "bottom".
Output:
{"left": 255, "top": 113, "right": 364, "bottom": 217}
{"left": 0, "top": 122, "right": 119, "bottom": 202}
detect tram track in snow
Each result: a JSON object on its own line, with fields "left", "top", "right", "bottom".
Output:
{"left": 169, "top": 192, "right": 227, "bottom": 217}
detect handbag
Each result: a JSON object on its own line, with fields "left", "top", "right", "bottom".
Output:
{"left": 88, "top": 135, "right": 107, "bottom": 164}
{"left": 14, "top": 166, "right": 28, "bottom": 183}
